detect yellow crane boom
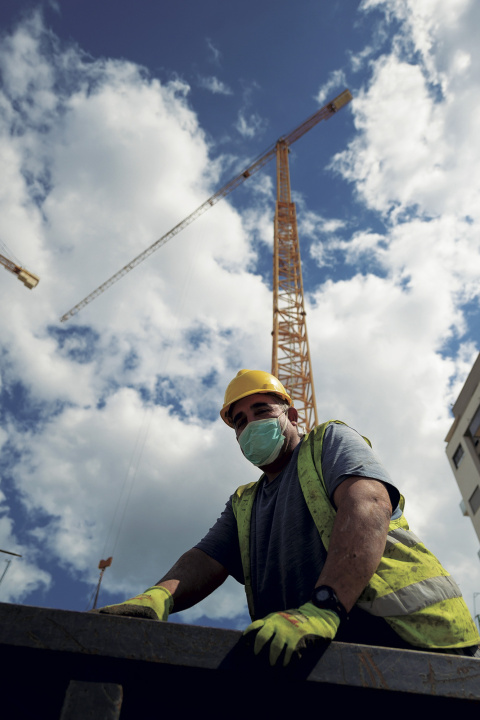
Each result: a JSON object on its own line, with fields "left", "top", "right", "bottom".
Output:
{"left": 0, "top": 253, "right": 39, "bottom": 289}
{"left": 60, "top": 90, "right": 352, "bottom": 323}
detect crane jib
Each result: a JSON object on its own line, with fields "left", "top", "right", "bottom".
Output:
{"left": 59, "top": 89, "right": 352, "bottom": 322}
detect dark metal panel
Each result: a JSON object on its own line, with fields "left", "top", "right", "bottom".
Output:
{"left": 59, "top": 681, "right": 123, "bottom": 720}
{"left": 0, "top": 602, "right": 240, "bottom": 667}
{"left": 1, "top": 601, "right": 479, "bottom": 717}
{"left": 307, "top": 640, "right": 480, "bottom": 699}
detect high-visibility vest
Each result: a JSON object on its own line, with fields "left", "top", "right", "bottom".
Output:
{"left": 232, "top": 421, "right": 480, "bottom": 648}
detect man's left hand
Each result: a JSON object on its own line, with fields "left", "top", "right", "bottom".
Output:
{"left": 243, "top": 602, "right": 340, "bottom": 666}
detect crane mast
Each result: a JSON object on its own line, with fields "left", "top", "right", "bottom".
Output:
{"left": 272, "top": 141, "right": 317, "bottom": 432}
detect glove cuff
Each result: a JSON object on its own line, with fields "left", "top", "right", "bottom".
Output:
{"left": 143, "top": 585, "right": 174, "bottom": 612}
{"left": 301, "top": 603, "right": 341, "bottom": 632}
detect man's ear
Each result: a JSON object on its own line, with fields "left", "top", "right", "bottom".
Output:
{"left": 287, "top": 406, "right": 298, "bottom": 425}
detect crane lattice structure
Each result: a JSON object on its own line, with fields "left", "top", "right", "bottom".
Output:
{"left": 0, "top": 253, "right": 39, "bottom": 289}
{"left": 272, "top": 140, "right": 317, "bottom": 433}
{"left": 60, "top": 90, "right": 352, "bottom": 430}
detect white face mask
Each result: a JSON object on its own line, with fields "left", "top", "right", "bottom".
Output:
{"left": 238, "top": 410, "right": 287, "bottom": 466}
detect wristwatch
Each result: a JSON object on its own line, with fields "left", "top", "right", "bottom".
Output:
{"left": 311, "top": 585, "right": 349, "bottom": 623}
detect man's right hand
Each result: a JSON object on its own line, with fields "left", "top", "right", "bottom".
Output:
{"left": 95, "top": 585, "right": 173, "bottom": 621}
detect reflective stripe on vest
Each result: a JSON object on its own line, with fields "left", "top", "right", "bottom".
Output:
{"left": 356, "top": 575, "right": 462, "bottom": 616}
{"left": 386, "top": 528, "right": 421, "bottom": 547}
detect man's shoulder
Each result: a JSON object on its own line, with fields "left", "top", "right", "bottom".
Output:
{"left": 233, "top": 481, "right": 258, "bottom": 499}
{"left": 309, "top": 420, "right": 351, "bottom": 436}
{"left": 301, "top": 420, "right": 355, "bottom": 448}
{"left": 315, "top": 420, "right": 371, "bottom": 447}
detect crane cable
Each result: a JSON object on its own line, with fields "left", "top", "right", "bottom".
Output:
{"left": 0, "top": 239, "right": 22, "bottom": 267}
{"left": 87, "top": 238, "right": 200, "bottom": 608}
{"left": 0, "top": 237, "right": 21, "bottom": 266}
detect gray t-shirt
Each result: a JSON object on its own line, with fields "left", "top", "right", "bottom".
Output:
{"left": 196, "top": 423, "right": 399, "bottom": 619}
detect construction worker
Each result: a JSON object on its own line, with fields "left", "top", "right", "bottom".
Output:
{"left": 97, "top": 370, "right": 480, "bottom": 665}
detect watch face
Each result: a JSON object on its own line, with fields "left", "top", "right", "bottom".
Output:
{"left": 312, "top": 585, "right": 348, "bottom": 622}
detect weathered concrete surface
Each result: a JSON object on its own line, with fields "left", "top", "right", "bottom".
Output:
{"left": 1, "top": 601, "right": 479, "bottom": 718}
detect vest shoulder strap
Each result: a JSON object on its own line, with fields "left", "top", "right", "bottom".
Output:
{"left": 231, "top": 480, "right": 260, "bottom": 619}
{"left": 297, "top": 420, "right": 348, "bottom": 550}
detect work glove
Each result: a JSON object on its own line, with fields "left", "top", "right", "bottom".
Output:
{"left": 95, "top": 586, "right": 173, "bottom": 621}
{"left": 243, "top": 602, "right": 340, "bottom": 666}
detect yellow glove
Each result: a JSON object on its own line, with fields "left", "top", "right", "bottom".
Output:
{"left": 243, "top": 602, "right": 340, "bottom": 666}
{"left": 96, "top": 586, "right": 173, "bottom": 621}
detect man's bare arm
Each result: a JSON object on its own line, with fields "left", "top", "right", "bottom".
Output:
{"left": 156, "top": 548, "right": 229, "bottom": 613}
{"left": 316, "top": 476, "right": 392, "bottom": 612}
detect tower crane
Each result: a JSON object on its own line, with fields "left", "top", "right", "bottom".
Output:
{"left": 60, "top": 89, "right": 352, "bottom": 430}
{"left": 0, "top": 252, "right": 39, "bottom": 289}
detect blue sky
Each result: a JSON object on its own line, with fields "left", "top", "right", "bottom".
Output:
{"left": 1, "top": 0, "right": 480, "bottom": 630}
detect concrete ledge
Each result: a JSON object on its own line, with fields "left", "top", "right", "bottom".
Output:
{"left": 1, "top": 602, "right": 479, "bottom": 718}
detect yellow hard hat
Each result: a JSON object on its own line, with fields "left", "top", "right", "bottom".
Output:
{"left": 220, "top": 369, "right": 292, "bottom": 427}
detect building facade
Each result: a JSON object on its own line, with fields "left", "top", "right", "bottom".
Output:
{"left": 445, "top": 354, "right": 480, "bottom": 547}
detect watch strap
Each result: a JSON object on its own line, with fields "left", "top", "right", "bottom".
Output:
{"left": 311, "top": 585, "right": 349, "bottom": 623}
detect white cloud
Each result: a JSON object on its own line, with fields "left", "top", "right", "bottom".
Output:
{"left": 0, "top": 511, "right": 51, "bottom": 603}
{"left": 198, "top": 76, "right": 232, "bottom": 95}
{"left": 335, "top": 16, "right": 480, "bottom": 223}
{"left": 206, "top": 38, "right": 221, "bottom": 65}
{"left": 360, "top": 0, "right": 477, "bottom": 93}
{"left": 242, "top": 206, "right": 274, "bottom": 249}
{"left": 333, "top": 57, "right": 447, "bottom": 217}
{"left": 299, "top": 209, "right": 346, "bottom": 240}
{"left": 234, "top": 110, "right": 266, "bottom": 139}
{"left": 350, "top": 44, "right": 376, "bottom": 74}
{"left": 315, "top": 69, "right": 348, "bottom": 106}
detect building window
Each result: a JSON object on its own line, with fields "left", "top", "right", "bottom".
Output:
{"left": 469, "top": 485, "right": 480, "bottom": 515}
{"left": 467, "top": 406, "right": 480, "bottom": 456}
{"left": 453, "top": 444, "right": 465, "bottom": 468}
